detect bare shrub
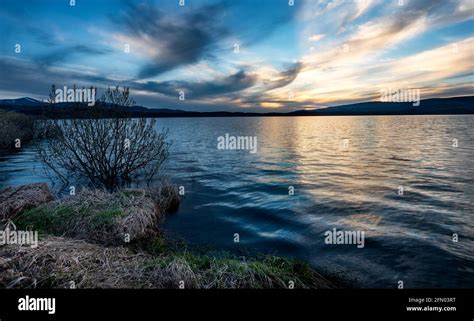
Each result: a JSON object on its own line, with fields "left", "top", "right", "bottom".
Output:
{"left": 33, "top": 119, "right": 60, "bottom": 139}
{"left": 38, "top": 86, "right": 169, "bottom": 190}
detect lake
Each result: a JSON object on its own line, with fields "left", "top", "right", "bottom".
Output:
{"left": 1, "top": 115, "right": 473, "bottom": 288}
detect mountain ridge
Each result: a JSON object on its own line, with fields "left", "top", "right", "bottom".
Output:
{"left": 1, "top": 95, "right": 473, "bottom": 117}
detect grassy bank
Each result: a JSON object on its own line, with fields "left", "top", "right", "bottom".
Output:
{"left": 0, "top": 236, "right": 335, "bottom": 289}
{"left": 1, "top": 184, "right": 338, "bottom": 289}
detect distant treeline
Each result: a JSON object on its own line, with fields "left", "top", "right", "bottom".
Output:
{"left": 1, "top": 96, "right": 473, "bottom": 119}
{"left": 2, "top": 104, "right": 269, "bottom": 119}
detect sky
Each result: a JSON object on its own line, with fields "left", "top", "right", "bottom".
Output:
{"left": 0, "top": 0, "right": 473, "bottom": 112}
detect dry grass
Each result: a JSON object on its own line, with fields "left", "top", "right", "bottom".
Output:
{"left": 145, "top": 181, "right": 181, "bottom": 214}
{"left": 15, "top": 186, "right": 179, "bottom": 246}
{"left": 0, "top": 236, "right": 150, "bottom": 288}
{"left": 0, "top": 183, "right": 55, "bottom": 222}
{"left": 0, "top": 236, "right": 337, "bottom": 289}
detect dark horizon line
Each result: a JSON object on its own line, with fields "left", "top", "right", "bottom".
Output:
{"left": 1, "top": 95, "right": 473, "bottom": 117}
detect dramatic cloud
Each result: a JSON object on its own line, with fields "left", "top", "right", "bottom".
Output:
{"left": 140, "top": 69, "right": 257, "bottom": 98}
{"left": 0, "top": 0, "right": 472, "bottom": 111}
{"left": 0, "top": 57, "right": 115, "bottom": 96}
{"left": 37, "top": 45, "right": 111, "bottom": 66}
{"left": 116, "top": 2, "right": 228, "bottom": 79}
{"left": 263, "top": 62, "right": 302, "bottom": 91}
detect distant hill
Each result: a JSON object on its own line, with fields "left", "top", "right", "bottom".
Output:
{"left": 290, "top": 96, "right": 474, "bottom": 116}
{"left": 0, "top": 98, "right": 188, "bottom": 117}
{"left": 0, "top": 96, "right": 473, "bottom": 118}
{"left": 0, "top": 97, "right": 46, "bottom": 108}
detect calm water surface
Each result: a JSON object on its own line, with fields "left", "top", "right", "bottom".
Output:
{"left": 1, "top": 115, "right": 473, "bottom": 288}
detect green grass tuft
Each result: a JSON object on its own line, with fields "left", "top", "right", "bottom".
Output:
{"left": 16, "top": 206, "right": 76, "bottom": 234}
{"left": 91, "top": 208, "right": 124, "bottom": 227}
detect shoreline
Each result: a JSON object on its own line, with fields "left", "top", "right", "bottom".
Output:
{"left": 0, "top": 183, "right": 341, "bottom": 289}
